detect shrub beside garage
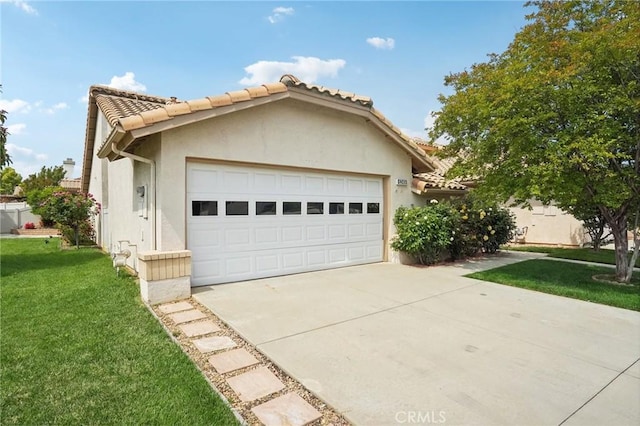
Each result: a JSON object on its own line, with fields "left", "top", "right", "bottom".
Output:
{"left": 392, "top": 196, "right": 516, "bottom": 265}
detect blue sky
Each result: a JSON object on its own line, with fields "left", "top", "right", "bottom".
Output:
{"left": 1, "top": 0, "right": 529, "bottom": 179}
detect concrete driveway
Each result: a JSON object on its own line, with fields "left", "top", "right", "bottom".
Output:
{"left": 193, "top": 253, "right": 640, "bottom": 425}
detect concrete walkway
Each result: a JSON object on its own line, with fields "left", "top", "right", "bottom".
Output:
{"left": 194, "top": 252, "right": 640, "bottom": 425}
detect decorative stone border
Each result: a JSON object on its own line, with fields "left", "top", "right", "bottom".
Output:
{"left": 149, "top": 298, "right": 350, "bottom": 426}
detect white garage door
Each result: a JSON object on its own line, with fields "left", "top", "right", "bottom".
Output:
{"left": 187, "top": 162, "right": 384, "bottom": 285}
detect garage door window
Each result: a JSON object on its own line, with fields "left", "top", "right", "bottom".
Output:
{"left": 329, "top": 202, "right": 344, "bottom": 214}
{"left": 367, "top": 203, "right": 380, "bottom": 214}
{"left": 192, "top": 201, "right": 218, "bottom": 216}
{"left": 307, "top": 202, "right": 324, "bottom": 214}
{"left": 226, "top": 201, "right": 249, "bottom": 216}
{"left": 349, "top": 203, "right": 363, "bottom": 214}
{"left": 283, "top": 202, "right": 302, "bottom": 215}
{"left": 256, "top": 201, "right": 276, "bottom": 215}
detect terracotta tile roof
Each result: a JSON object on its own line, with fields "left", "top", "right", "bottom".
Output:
{"left": 279, "top": 74, "right": 373, "bottom": 106}
{"left": 411, "top": 138, "right": 469, "bottom": 193}
{"left": 412, "top": 174, "right": 468, "bottom": 192}
{"left": 92, "top": 86, "right": 170, "bottom": 128}
{"left": 60, "top": 178, "right": 82, "bottom": 192}
{"left": 81, "top": 75, "right": 438, "bottom": 192}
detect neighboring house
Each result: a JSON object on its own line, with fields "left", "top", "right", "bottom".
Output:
{"left": 82, "top": 74, "right": 461, "bottom": 293}
{"left": 412, "top": 141, "right": 589, "bottom": 247}
{"left": 60, "top": 179, "right": 82, "bottom": 192}
{"left": 411, "top": 141, "right": 472, "bottom": 198}
{"left": 507, "top": 200, "right": 589, "bottom": 247}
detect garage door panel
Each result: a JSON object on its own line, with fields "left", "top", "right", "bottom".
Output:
{"left": 282, "top": 251, "right": 304, "bottom": 269}
{"left": 328, "top": 224, "right": 346, "bottom": 239}
{"left": 349, "top": 246, "right": 365, "bottom": 261}
{"left": 367, "top": 244, "right": 383, "bottom": 260}
{"left": 189, "top": 227, "right": 222, "bottom": 249}
{"left": 305, "top": 176, "right": 324, "bottom": 192}
{"left": 256, "top": 254, "right": 279, "bottom": 273}
{"left": 366, "top": 180, "right": 381, "bottom": 195}
{"left": 366, "top": 222, "right": 382, "bottom": 238}
{"left": 192, "top": 260, "right": 222, "bottom": 283}
{"left": 347, "top": 179, "right": 364, "bottom": 194}
{"left": 188, "top": 162, "right": 383, "bottom": 285}
{"left": 254, "top": 172, "right": 277, "bottom": 193}
{"left": 307, "top": 250, "right": 326, "bottom": 266}
{"left": 223, "top": 171, "right": 250, "bottom": 191}
{"left": 255, "top": 227, "right": 279, "bottom": 244}
{"left": 329, "top": 248, "right": 347, "bottom": 263}
{"left": 189, "top": 169, "right": 218, "bottom": 193}
{"left": 282, "top": 174, "right": 303, "bottom": 192}
{"left": 349, "top": 223, "right": 365, "bottom": 238}
{"left": 226, "top": 256, "right": 252, "bottom": 276}
{"left": 282, "top": 226, "right": 304, "bottom": 242}
{"left": 224, "top": 228, "right": 251, "bottom": 246}
{"left": 327, "top": 177, "right": 345, "bottom": 193}
{"left": 306, "top": 225, "right": 326, "bottom": 241}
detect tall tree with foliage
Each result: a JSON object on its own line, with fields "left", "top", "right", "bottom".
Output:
{"left": 20, "top": 165, "right": 66, "bottom": 194}
{"left": 431, "top": 0, "right": 640, "bottom": 282}
{"left": 0, "top": 85, "right": 10, "bottom": 170}
{"left": 0, "top": 167, "right": 23, "bottom": 195}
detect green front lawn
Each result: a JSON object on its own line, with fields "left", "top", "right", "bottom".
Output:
{"left": 468, "top": 259, "right": 640, "bottom": 311}
{"left": 0, "top": 238, "right": 239, "bottom": 425}
{"left": 507, "top": 246, "right": 640, "bottom": 267}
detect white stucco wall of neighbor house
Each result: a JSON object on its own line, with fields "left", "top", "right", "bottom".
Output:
{"left": 157, "top": 99, "right": 422, "bottom": 261}
{"left": 509, "top": 199, "right": 588, "bottom": 247}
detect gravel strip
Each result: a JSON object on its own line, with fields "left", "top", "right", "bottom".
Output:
{"left": 151, "top": 298, "right": 351, "bottom": 426}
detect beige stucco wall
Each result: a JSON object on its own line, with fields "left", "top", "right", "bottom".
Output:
{"left": 88, "top": 112, "right": 158, "bottom": 269}
{"left": 157, "top": 98, "right": 422, "bottom": 260}
{"left": 509, "top": 199, "right": 587, "bottom": 246}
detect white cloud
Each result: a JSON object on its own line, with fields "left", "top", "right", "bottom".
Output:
{"left": 1, "top": 0, "right": 37, "bottom": 15}
{"left": 400, "top": 127, "right": 428, "bottom": 140}
{"left": 78, "top": 94, "right": 89, "bottom": 104}
{"left": 44, "top": 102, "right": 69, "bottom": 115}
{"left": 107, "top": 72, "right": 147, "bottom": 92}
{"left": 268, "top": 6, "right": 294, "bottom": 23}
{"left": 6, "top": 123, "right": 26, "bottom": 135}
{"left": 239, "top": 56, "right": 346, "bottom": 85}
{"left": 366, "top": 37, "right": 395, "bottom": 50}
{"left": 0, "top": 99, "right": 30, "bottom": 114}
{"left": 7, "top": 143, "right": 46, "bottom": 160}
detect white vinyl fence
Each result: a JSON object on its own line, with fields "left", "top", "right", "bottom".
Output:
{"left": 0, "top": 203, "right": 41, "bottom": 234}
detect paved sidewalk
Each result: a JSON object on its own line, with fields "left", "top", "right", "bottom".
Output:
{"left": 194, "top": 252, "right": 640, "bottom": 426}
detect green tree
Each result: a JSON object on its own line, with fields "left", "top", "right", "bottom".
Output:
{"left": 38, "top": 191, "right": 100, "bottom": 247}
{"left": 0, "top": 85, "right": 10, "bottom": 170}
{"left": 0, "top": 167, "right": 22, "bottom": 195}
{"left": 431, "top": 0, "right": 640, "bottom": 282}
{"left": 28, "top": 186, "right": 64, "bottom": 226}
{"left": 21, "top": 165, "right": 66, "bottom": 195}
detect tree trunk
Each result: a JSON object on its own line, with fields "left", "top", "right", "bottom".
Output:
{"left": 626, "top": 211, "right": 639, "bottom": 283}
{"left": 612, "top": 226, "right": 629, "bottom": 282}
